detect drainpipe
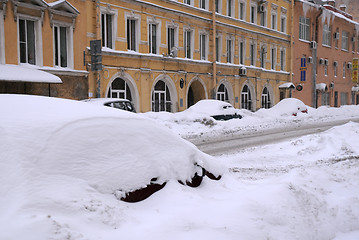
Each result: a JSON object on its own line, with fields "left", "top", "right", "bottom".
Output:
{"left": 212, "top": 0, "right": 217, "bottom": 99}
{"left": 290, "top": 0, "right": 294, "bottom": 83}
{"left": 95, "top": 0, "right": 101, "bottom": 98}
{"left": 312, "top": 7, "right": 323, "bottom": 108}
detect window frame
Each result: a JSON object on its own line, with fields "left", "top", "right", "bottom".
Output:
{"left": 250, "top": 2, "right": 257, "bottom": 24}
{"left": 216, "top": 35, "right": 222, "bottom": 62}
{"left": 199, "top": 32, "right": 208, "bottom": 61}
{"left": 227, "top": 0, "right": 234, "bottom": 17}
{"left": 271, "top": 11, "right": 277, "bottom": 30}
{"left": 280, "top": 48, "right": 285, "bottom": 71}
{"left": 184, "top": 28, "right": 194, "bottom": 59}
{"left": 167, "top": 23, "right": 178, "bottom": 56}
{"left": 342, "top": 30, "right": 349, "bottom": 51}
{"left": 53, "top": 23, "right": 72, "bottom": 68}
{"left": 270, "top": 46, "right": 276, "bottom": 70}
{"left": 322, "top": 24, "right": 332, "bottom": 47}
{"left": 299, "top": 16, "right": 310, "bottom": 41}
{"left": 226, "top": 37, "right": 234, "bottom": 63}
{"left": 18, "top": 16, "right": 42, "bottom": 66}
{"left": 239, "top": 39, "right": 246, "bottom": 65}
{"left": 238, "top": 0, "right": 246, "bottom": 21}
{"left": 125, "top": 12, "right": 141, "bottom": 52}
{"left": 250, "top": 42, "right": 256, "bottom": 66}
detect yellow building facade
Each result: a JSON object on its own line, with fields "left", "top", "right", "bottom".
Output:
{"left": 86, "top": 0, "right": 293, "bottom": 112}
{"left": 0, "top": 0, "right": 88, "bottom": 99}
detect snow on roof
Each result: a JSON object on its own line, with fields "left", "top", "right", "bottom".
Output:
{"left": 0, "top": 64, "right": 62, "bottom": 83}
{"left": 279, "top": 82, "right": 295, "bottom": 89}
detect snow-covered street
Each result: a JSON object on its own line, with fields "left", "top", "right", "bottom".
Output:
{"left": 1, "top": 95, "right": 359, "bottom": 240}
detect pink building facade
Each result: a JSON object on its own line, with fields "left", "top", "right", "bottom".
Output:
{"left": 292, "top": 0, "right": 359, "bottom": 107}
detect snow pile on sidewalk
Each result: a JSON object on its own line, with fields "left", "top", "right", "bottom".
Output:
{"left": 0, "top": 95, "right": 359, "bottom": 240}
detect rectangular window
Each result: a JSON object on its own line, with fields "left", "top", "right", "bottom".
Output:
{"left": 280, "top": 15, "right": 286, "bottom": 32}
{"left": 324, "top": 64, "right": 328, "bottom": 76}
{"left": 239, "top": 41, "right": 245, "bottom": 65}
{"left": 185, "top": 0, "right": 191, "bottom": 5}
{"left": 260, "top": 11, "right": 266, "bottom": 27}
{"left": 322, "top": 24, "right": 331, "bottom": 47}
{"left": 149, "top": 23, "right": 157, "bottom": 54}
{"left": 250, "top": 43, "right": 255, "bottom": 66}
{"left": 340, "top": 92, "right": 348, "bottom": 106}
{"left": 271, "top": 48, "right": 276, "bottom": 70}
{"left": 239, "top": 2, "right": 245, "bottom": 20}
{"left": 19, "top": 19, "right": 36, "bottom": 65}
{"left": 127, "top": 19, "right": 136, "bottom": 51}
{"left": 280, "top": 49, "right": 285, "bottom": 71}
{"left": 334, "top": 62, "right": 337, "bottom": 77}
{"left": 343, "top": 62, "right": 346, "bottom": 78}
{"left": 199, "top": 0, "right": 206, "bottom": 9}
{"left": 322, "top": 92, "right": 330, "bottom": 106}
{"left": 101, "top": 13, "right": 113, "bottom": 48}
{"left": 260, "top": 46, "right": 266, "bottom": 68}
{"left": 54, "top": 26, "right": 67, "bottom": 67}
{"left": 271, "top": 13, "right": 277, "bottom": 30}
{"left": 227, "top": 39, "right": 233, "bottom": 63}
{"left": 215, "top": 0, "right": 220, "bottom": 13}
{"left": 200, "top": 34, "right": 206, "bottom": 60}
{"left": 299, "top": 16, "right": 310, "bottom": 41}
{"left": 250, "top": 5, "right": 256, "bottom": 24}
{"left": 184, "top": 30, "right": 191, "bottom": 59}
{"left": 227, "top": 0, "right": 233, "bottom": 17}
{"left": 167, "top": 27, "right": 175, "bottom": 55}
{"left": 216, "top": 37, "right": 220, "bottom": 62}
{"left": 352, "top": 36, "right": 355, "bottom": 52}
{"left": 342, "top": 31, "right": 349, "bottom": 51}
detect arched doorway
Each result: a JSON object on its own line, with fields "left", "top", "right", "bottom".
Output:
{"left": 187, "top": 79, "right": 206, "bottom": 108}
{"left": 107, "top": 78, "right": 132, "bottom": 100}
{"left": 152, "top": 80, "right": 172, "bottom": 112}
{"left": 241, "top": 85, "right": 252, "bottom": 111}
{"left": 261, "top": 86, "right": 272, "bottom": 109}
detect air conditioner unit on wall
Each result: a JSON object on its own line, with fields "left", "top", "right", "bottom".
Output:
{"left": 334, "top": 32, "right": 340, "bottom": 40}
{"left": 239, "top": 67, "right": 247, "bottom": 76}
{"left": 308, "top": 56, "right": 313, "bottom": 63}
{"left": 310, "top": 41, "right": 317, "bottom": 49}
{"left": 319, "top": 58, "right": 324, "bottom": 65}
{"left": 324, "top": 59, "right": 329, "bottom": 66}
{"left": 347, "top": 62, "right": 352, "bottom": 69}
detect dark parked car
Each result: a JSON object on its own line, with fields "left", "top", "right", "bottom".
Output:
{"left": 82, "top": 98, "right": 136, "bottom": 113}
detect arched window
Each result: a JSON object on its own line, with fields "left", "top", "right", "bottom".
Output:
{"left": 216, "top": 83, "right": 229, "bottom": 102}
{"left": 261, "top": 87, "right": 271, "bottom": 109}
{"left": 107, "top": 78, "right": 132, "bottom": 101}
{"left": 152, "top": 80, "right": 171, "bottom": 112}
{"left": 241, "top": 85, "right": 252, "bottom": 110}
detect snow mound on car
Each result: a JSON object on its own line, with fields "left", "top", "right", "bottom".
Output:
{"left": 256, "top": 98, "right": 309, "bottom": 117}
{"left": 0, "top": 95, "right": 223, "bottom": 198}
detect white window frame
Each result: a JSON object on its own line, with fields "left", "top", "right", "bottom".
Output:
{"left": 280, "top": 48, "right": 286, "bottom": 71}
{"left": 342, "top": 31, "right": 349, "bottom": 51}
{"left": 199, "top": 0, "right": 208, "bottom": 10}
{"left": 100, "top": 7, "right": 117, "bottom": 50}
{"left": 0, "top": 9, "right": 5, "bottom": 64}
{"left": 334, "top": 62, "right": 337, "bottom": 77}
{"left": 299, "top": 16, "right": 310, "bottom": 41}
{"left": 17, "top": 15, "right": 43, "bottom": 66}
{"left": 184, "top": 0, "right": 192, "bottom": 6}
{"left": 343, "top": 62, "right": 346, "bottom": 78}
{"left": 260, "top": 43, "right": 267, "bottom": 68}
{"left": 270, "top": 46, "right": 276, "bottom": 70}
{"left": 238, "top": 0, "right": 246, "bottom": 21}
{"left": 216, "top": 83, "right": 229, "bottom": 102}
{"left": 184, "top": 28, "right": 194, "bottom": 59}
{"left": 226, "top": 36, "right": 234, "bottom": 63}
{"left": 227, "top": 0, "right": 234, "bottom": 17}
{"left": 271, "top": 11, "right": 277, "bottom": 30}
{"left": 322, "top": 24, "right": 332, "bottom": 47}
{"left": 250, "top": 2, "right": 257, "bottom": 24}
{"left": 53, "top": 22, "right": 74, "bottom": 69}
{"left": 239, "top": 39, "right": 246, "bottom": 65}
{"left": 250, "top": 42, "right": 256, "bottom": 66}
{"left": 259, "top": 8, "right": 267, "bottom": 27}
{"left": 215, "top": 0, "right": 222, "bottom": 14}
{"left": 147, "top": 17, "right": 161, "bottom": 55}
{"left": 199, "top": 32, "right": 208, "bottom": 60}
{"left": 166, "top": 22, "right": 178, "bottom": 56}
{"left": 280, "top": 8, "right": 287, "bottom": 33}
{"left": 216, "top": 34, "right": 222, "bottom": 62}
{"left": 125, "top": 12, "right": 141, "bottom": 52}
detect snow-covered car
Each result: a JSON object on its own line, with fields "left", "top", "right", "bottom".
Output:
{"left": 257, "top": 98, "right": 308, "bottom": 117}
{"left": 0, "top": 94, "right": 222, "bottom": 203}
{"left": 185, "top": 99, "right": 242, "bottom": 121}
{"left": 82, "top": 98, "right": 136, "bottom": 113}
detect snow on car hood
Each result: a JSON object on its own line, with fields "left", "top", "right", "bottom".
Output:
{"left": 182, "top": 99, "right": 242, "bottom": 117}
{"left": 0, "top": 95, "right": 223, "bottom": 199}
{"left": 256, "top": 98, "right": 310, "bottom": 117}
